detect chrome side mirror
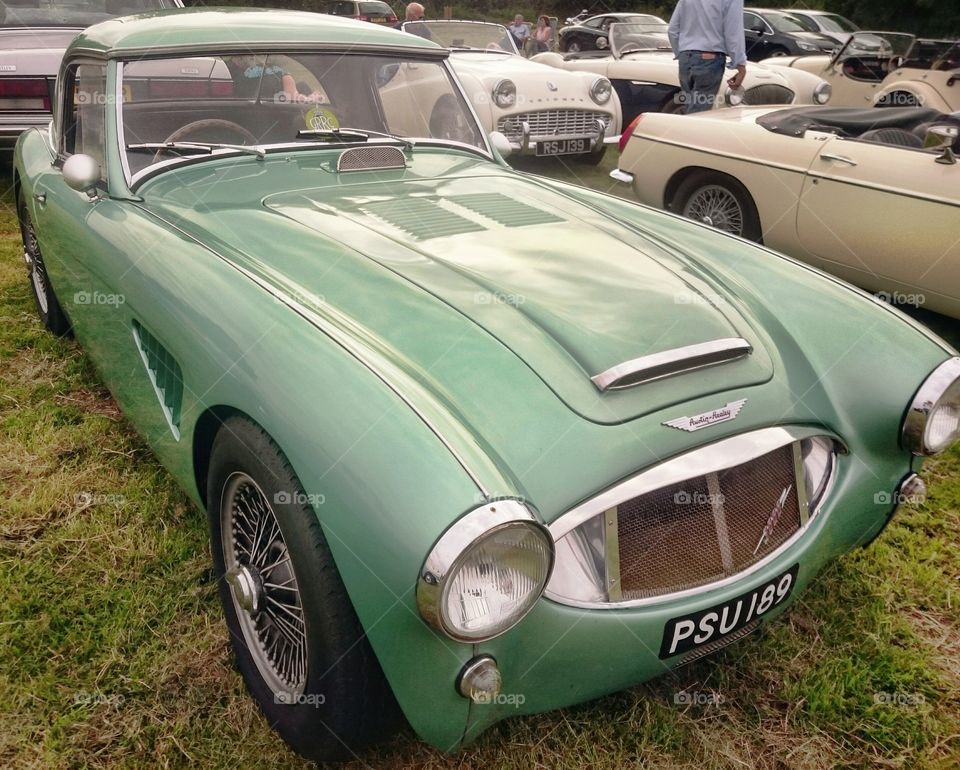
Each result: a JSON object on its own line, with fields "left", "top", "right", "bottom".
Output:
{"left": 929, "top": 124, "right": 958, "bottom": 165}
{"left": 62, "top": 154, "right": 102, "bottom": 197}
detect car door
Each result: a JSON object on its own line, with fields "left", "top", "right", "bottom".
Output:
{"left": 743, "top": 12, "right": 772, "bottom": 60}
{"left": 34, "top": 57, "right": 192, "bottom": 451}
{"left": 795, "top": 135, "right": 960, "bottom": 312}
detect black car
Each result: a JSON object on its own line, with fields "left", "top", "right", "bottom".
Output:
{"left": 559, "top": 12, "right": 666, "bottom": 53}
{"left": 743, "top": 8, "right": 837, "bottom": 60}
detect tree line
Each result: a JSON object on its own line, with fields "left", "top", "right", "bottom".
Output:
{"left": 185, "top": 0, "right": 958, "bottom": 37}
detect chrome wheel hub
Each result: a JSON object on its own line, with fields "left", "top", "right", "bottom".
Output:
{"left": 683, "top": 185, "right": 744, "bottom": 236}
{"left": 221, "top": 473, "right": 307, "bottom": 697}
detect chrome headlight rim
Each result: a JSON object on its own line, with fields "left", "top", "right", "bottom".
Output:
{"left": 417, "top": 500, "right": 555, "bottom": 642}
{"left": 813, "top": 81, "right": 832, "bottom": 104}
{"left": 590, "top": 76, "right": 612, "bottom": 105}
{"left": 902, "top": 357, "right": 960, "bottom": 456}
{"left": 492, "top": 79, "right": 517, "bottom": 108}
{"left": 724, "top": 86, "right": 745, "bottom": 106}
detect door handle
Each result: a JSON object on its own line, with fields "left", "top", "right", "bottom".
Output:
{"left": 819, "top": 153, "right": 857, "bottom": 166}
{"left": 33, "top": 191, "right": 46, "bottom": 205}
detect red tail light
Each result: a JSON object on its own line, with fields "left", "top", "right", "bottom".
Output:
{"left": 619, "top": 114, "right": 644, "bottom": 153}
{"left": 0, "top": 78, "right": 50, "bottom": 111}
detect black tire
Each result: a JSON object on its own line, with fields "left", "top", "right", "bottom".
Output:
{"left": 660, "top": 92, "right": 685, "bottom": 114}
{"left": 767, "top": 46, "right": 789, "bottom": 57}
{"left": 670, "top": 171, "right": 762, "bottom": 242}
{"left": 207, "top": 416, "right": 401, "bottom": 761}
{"left": 18, "top": 190, "right": 71, "bottom": 337}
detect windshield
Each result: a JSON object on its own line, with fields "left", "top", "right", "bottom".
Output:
{"left": 411, "top": 20, "right": 519, "bottom": 53}
{"left": 812, "top": 13, "right": 858, "bottom": 33}
{"left": 836, "top": 32, "right": 913, "bottom": 61}
{"left": 764, "top": 12, "right": 809, "bottom": 34}
{"left": 1, "top": 0, "right": 175, "bottom": 28}
{"left": 120, "top": 52, "right": 485, "bottom": 179}
{"left": 610, "top": 22, "right": 671, "bottom": 56}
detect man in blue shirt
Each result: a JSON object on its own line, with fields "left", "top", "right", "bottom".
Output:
{"left": 668, "top": 0, "right": 747, "bottom": 113}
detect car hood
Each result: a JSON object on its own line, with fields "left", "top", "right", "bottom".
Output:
{"left": 450, "top": 50, "right": 598, "bottom": 88}
{"left": 143, "top": 158, "right": 772, "bottom": 426}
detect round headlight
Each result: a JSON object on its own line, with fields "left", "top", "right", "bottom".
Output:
{"left": 417, "top": 501, "right": 554, "bottom": 642}
{"left": 492, "top": 79, "right": 516, "bottom": 108}
{"left": 902, "top": 357, "right": 960, "bottom": 455}
{"left": 590, "top": 77, "right": 612, "bottom": 104}
{"left": 814, "top": 81, "right": 832, "bottom": 104}
{"left": 725, "top": 86, "right": 745, "bottom": 106}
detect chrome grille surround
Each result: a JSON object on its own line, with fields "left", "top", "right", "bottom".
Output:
{"left": 337, "top": 145, "right": 406, "bottom": 172}
{"left": 497, "top": 109, "right": 611, "bottom": 142}
{"left": 545, "top": 427, "right": 840, "bottom": 609}
{"left": 742, "top": 84, "right": 795, "bottom": 106}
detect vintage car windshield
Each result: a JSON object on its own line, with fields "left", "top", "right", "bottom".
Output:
{"left": 119, "top": 51, "right": 485, "bottom": 177}
{"left": 610, "top": 22, "right": 672, "bottom": 57}
{"left": 1, "top": 0, "right": 174, "bottom": 27}
{"left": 412, "top": 21, "right": 519, "bottom": 54}
{"left": 836, "top": 32, "right": 913, "bottom": 62}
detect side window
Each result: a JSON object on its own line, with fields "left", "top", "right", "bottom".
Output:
{"left": 63, "top": 63, "right": 107, "bottom": 180}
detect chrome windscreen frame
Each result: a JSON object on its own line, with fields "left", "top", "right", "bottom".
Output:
{"left": 545, "top": 426, "right": 843, "bottom": 610}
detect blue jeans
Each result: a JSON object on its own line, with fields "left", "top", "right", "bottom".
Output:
{"left": 678, "top": 51, "right": 725, "bottom": 114}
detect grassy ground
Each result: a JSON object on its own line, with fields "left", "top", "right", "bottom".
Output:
{"left": 1, "top": 152, "right": 959, "bottom": 769}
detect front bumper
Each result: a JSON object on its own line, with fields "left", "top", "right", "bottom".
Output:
{"left": 497, "top": 109, "right": 613, "bottom": 155}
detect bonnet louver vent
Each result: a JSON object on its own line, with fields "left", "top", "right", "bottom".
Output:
{"left": 337, "top": 145, "right": 406, "bottom": 172}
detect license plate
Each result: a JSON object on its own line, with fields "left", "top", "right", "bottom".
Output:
{"left": 659, "top": 564, "right": 798, "bottom": 659}
{"left": 536, "top": 138, "right": 588, "bottom": 156}
{"left": 369, "top": 16, "right": 386, "bottom": 22}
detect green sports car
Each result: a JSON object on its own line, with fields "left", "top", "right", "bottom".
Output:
{"left": 13, "top": 7, "right": 960, "bottom": 761}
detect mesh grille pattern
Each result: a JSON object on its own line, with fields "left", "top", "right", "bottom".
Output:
{"left": 337, "top": 145, "right": 406, "bottom": 172}
{"left": 497, "top": 110, "right": 610, "bottom": 141}
{"left": 742, "top": 84, "right": 795, "bottom": 105}
{"left": 617, "top": 444, "right": 799, "bottom": 599}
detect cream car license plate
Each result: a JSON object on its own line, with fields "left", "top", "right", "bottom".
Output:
{"left": 537, "top": 138, "right": 588, "bottom": 156}
{"left": 659, "top": 564, "right": 798, "bottom": 658}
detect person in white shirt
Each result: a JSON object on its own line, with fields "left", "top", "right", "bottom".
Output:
{"left": 668, "top": 0, "right": 747, "bottom": 113}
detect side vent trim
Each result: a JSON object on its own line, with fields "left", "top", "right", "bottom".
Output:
{"left": 337, "top": 145, "right": 406, "bottom": 173}
{"left": 132, "top": 320, "right": 184, "bottom": 440}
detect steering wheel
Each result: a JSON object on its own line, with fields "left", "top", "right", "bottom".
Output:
{"left": 154, "top": 119, "right": 259, "bottom": 162}
{"left": 619, "top": 43, "right": 642, "bottom": 54}
{"left": 429, "top": 94, "right": 476, "bottom": 145}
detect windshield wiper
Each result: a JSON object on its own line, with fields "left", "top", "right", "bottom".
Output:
{"left": 296, "top": 127, "right": 414, "bottom": 151}
{"left": 126, "top": 141, "right": 266, "bottom": 160}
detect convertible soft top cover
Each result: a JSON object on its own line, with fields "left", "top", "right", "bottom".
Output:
{"left": 757, "top": 105, "right": 952, "bottom": 137}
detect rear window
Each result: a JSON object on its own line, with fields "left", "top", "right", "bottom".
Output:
{"left": 359, "top": 1, "right": 392, "bottom": 14}
{"left": 1, "top": 0, "right": 176, "bottom": 28}
{"left": 327, "top": 1, "right": 393, "bottom": 15}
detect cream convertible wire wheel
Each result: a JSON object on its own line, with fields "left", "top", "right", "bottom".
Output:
{"left": 207, "top": 416, "right": 400, "bottom": 760}
{"left": 672, "top": 171, "right": 763, "bottom": 242}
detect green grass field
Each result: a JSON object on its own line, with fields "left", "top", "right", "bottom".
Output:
{"left": 1, "top": 152, "right": 958, "bottom": 769}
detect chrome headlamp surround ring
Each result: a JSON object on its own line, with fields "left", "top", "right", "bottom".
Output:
{"left": 590, "top": 77, "right": 612, "bottom": 104}
{"left": 492, "top": 79, "right": 517, "bottom": 108}
{"left": 902, "top": 357, "right": 960, "bottom": 456}
{"left": 417, "top": 500, "right": 554, "bottom": 642}
{"left": 813, "top": 81, "right": 832, "bottom": 104}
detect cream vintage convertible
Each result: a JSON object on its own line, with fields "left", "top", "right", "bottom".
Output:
{"left": 762, "top": 32, "right": 960, "bottom": 111}
{"left": 613, "top": 105, "right": 960, "bottom": 318}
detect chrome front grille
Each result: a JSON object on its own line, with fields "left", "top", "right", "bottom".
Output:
{"left": 617, "top": 444, "right": 799, "bottom": 600}
{"left": 497, "top": 110, "right": 610, "bottom": 141}
{"left": 742, "top": 84, "right": 795, "bottom": 105}
{"left": 545, "top": 428, "right": 838, "bottom": 610}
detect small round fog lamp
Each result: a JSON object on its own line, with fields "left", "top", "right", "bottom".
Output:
{"left": 457, "top": 655, "right": 502, "bottom": 704}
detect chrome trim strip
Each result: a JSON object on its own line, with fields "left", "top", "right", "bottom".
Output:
{"left": 591, "top": 337, "right": 752, "bottom": 391}
{"left": 707, "top": 472, "right": 734, "bottom": 573}
{"left": 116, "top": 63, "right": 132, "bottom": 187}
{"left": 603, "top": 506, "right": 621, "bottom": 602}
{"left": 793, "top": 442, "right": 810, "bottom": 525}
{"left": 416, "top": 501, "right": 554, "bottom": 641}
{"left": 545, "top": 427, "right": 841, "bottom": 610}
{"left": 902, "top": 356, "right": 960, "bottom": 455}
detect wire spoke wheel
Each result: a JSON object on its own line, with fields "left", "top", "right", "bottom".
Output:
{"left": 222, "top": 472, "right": 307, "bottom": 697}
{"left": 682, "top": 184, "right": 745, "bottom": 235}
